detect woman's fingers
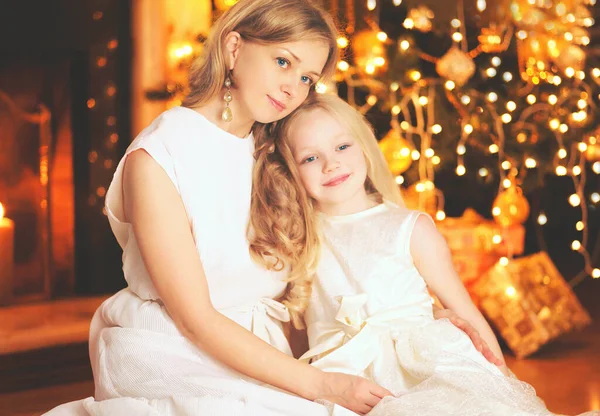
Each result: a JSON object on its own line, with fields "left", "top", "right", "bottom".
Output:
{"left": 370, "top": 384, "right": 393, "bottom": 399}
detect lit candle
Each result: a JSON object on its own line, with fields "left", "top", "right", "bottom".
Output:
{"left": 0, "top": 202, "right": 14, "bottom": 305}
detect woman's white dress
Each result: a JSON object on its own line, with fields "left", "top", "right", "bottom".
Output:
{"left": 301, "top": 201, "right": 572, "bottom": 416}
{"left": 45, "top": 107, "right": 355, "bottom": 416}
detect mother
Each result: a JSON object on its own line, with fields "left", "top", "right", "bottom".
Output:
{"left": 47, "top": 1, "right": 494, "bottom": 415}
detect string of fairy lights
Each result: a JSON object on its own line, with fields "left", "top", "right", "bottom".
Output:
{"left": 314, "top": 0, "right": 600, "bottom": 285}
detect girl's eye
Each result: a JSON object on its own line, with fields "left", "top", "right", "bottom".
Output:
{"left": 303, "top": 156, "right": 317, "bottom": 164}
{"left": 338, "top": 144, "right": 350, "bottom": 151}
{"left": 277, "top": 58, "right": 289, "bottom": 68}
{"left": 301, "top": 75, "right": 314, "bottom": 86}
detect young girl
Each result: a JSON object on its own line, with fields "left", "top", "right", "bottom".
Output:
{"left": 249, "top": 93, "right": 582, "bottom": 415}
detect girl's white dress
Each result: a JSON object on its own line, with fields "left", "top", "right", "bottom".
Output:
{"left": 301, "top": 201, "right": 571, "bottom": 416}
{"left": 45, "top": 107, "right": 355, "bottom": 416}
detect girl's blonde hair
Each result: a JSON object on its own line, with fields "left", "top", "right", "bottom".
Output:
{"left": 249, "top": 93, "right": 404, "bottom": 328}
{"left": 182, "top": 0, "right": 339, "bottom": 108}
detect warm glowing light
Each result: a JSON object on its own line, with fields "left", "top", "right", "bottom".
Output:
{"left": 503, "top": 72, "right": 513, "bottom": 82}
{"left": 576, "top": 221, "right": 584, "bottom": 231}
{"left": 377, "top": 32, "right": 388, "bottom": 42}
{"left": 503, "top": 284, "right": 517, "bottom": 298}
{"left": 436, "top": 211, "right": 446, "bottom": 221}
{"left": 558, "top": 148, "right": 567, "bottom": 159}
{"left": 418, "top": 96, "right": 429, "bottom": 106}
{"left": 556, "top": 166, "right": 568, "bottom": 176}
{"left": 487, "top": 92, "right": 498, "bottom": 102}
{"left": 410, "top": 70, "right": 422, "bottom": 81}
{"left": 464, "top": 124, "right": 473, "bottom": 134}
{"left": 395, "top": 175, "right": 405, "bottom": 184}
{"left": 367, "top": 95, "right": 377, "bottom": 106}
{"left": 571, "top": 240, "right": 581, "bottom": 251}
{"left": 425, "top": 148, "right": 435, "bottom": 158}
{"left": 506, "top": 101, "right": 517, "bottom": 112}
{"left": 548, "top": 94, "right": 558, "bottom": 105}
{"left": 503, "top": 178, "right": 512, "bottom": 188}
{"left": 527, "top": 94, "right": 537, "bottom": 104}
{"left": 479, "top": 168, "right": 489, "bottom": 177}
{"left": 457, "top": 144, "right": 466, "bottom": 155}
{"left": 337, "top": 37, "right": 349, "bottom": 48}
{"left": 411, "top": 150, "right": 421, "bottom": 160}
{"left": 390, "top": 82, "right": 400, "bottom": 91}
{"left": 592, "top": 269, "right": 600, "bottom": 279}
{"left": 461, "top": 95, "right": 471, "bottom": 105}
{"left": 569, "top": 194, "right": 581, "bottom": 207}
{"left": 500, "top": 257, "right": 510, "bottom": 267}
{"left": 400, "top": 40, "right": 410, "bottom": 51}
{"left": 404, "top": 18, "right": 415, "bottom": 29}
{"left": 501, "top": 113, "right": 512, "bottom": 123}
{"left": 489, "top": 144, "right": 499, "bottom": 154}
{"left": 549, "top": 119, "right": 560, "bottom": 130}
{"left": 525, "top": 158, "right": 537, "bottom": 168}
{"left": 538, "top": 213, "right": 547, "bottom": 225}
{"left": 445, "top": 80, "right": 455, "bottom": 90}
{"left": 456, "top": 165, "right": 466, "bottom": 176}
{"left": 492, "top": 234, "right": 502, "bottom": 244}
{"left": 431, "top": 124, "right": 442, "bottom": 134}
{"left": 338, "top": 61, "right": 349, "bottom": 71}
{"left": 452, "top": 32, "right": 463, "bottom": 42}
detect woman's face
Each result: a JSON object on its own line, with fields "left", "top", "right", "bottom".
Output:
{"left": 230, "top": 38, "right": 330, "bottom": 124}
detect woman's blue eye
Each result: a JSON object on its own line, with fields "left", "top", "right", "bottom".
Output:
{"left": 301, "top": 75, "right": 314, "bottom": 85}
{"left": 277, "top": 58, "right": 289, "bottom": 68}
{"left": 338, "top": 144, "right": 350, "bottom": 151}
{"left": 303, "top": 156, "right": 316, "bottom": 163}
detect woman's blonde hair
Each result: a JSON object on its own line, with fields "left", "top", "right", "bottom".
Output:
{"left": 182, "top": 0, "right": 339, "bottom": 108}
{"left": 249, "top": 93, "right": 404, "bottom": 328}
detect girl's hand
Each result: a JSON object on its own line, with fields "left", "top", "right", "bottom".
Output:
{"left": 318, "top": 372, "right": 393, "bottom": 415}
{"left": 433, "top": 307, "right": 504, "bottom": 366}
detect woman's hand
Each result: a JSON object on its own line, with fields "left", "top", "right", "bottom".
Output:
{"left": 318, "top": 372, "right": 393, "bottom": 415}
{"left": 433, "top": 307, "right": 504, "bottom": 366}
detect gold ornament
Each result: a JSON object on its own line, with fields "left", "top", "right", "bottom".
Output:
{"left": 407, "top": 6, "right": 434, "bottom": 33}
{"left": 378, "top": 129, "right": 413, "bottom": 175}
{"left": 404, "top": 180, "right": 439, "bottom": 217}
{"left": 436, "top": 47, "right": 476, "bottom": 87}
{"left": 492, "top": 185, "right": 530, "bottom": 227}
{"left": 352, "top": 30, "right": 387, "bottom": 74}
{"left": 215, "top": 0, "right": 238, "bottom": 11}
{"left": 478, "top": 25, "right": 509, "bottom": 54}
{"left": 585, "top": 142, "right": 600, "bottom": 162}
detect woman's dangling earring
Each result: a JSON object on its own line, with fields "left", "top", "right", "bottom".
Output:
{"left": 222, "top": 76, "right": 233, "bottom": 122}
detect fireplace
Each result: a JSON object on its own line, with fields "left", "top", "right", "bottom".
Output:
{"left": 0, "top": 0, "right": 131, "bottom": 306}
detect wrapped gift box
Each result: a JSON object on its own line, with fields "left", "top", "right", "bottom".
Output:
{"left": 470, "top": 251, "right": 591, "bottom": 358}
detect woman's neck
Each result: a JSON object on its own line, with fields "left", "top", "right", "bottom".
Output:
{"left": 194, "top": 93, "right": 255, "bottom": 138}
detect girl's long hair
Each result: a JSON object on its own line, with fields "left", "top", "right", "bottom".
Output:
{"left": 182, "top": 0, "right": 339, "bottom": 109}
{"left": 249, "top": 93, "right": 404, "bottom": 328}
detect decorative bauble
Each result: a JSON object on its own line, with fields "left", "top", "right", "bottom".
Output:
{"left": 404, "top": 180, "right": 439, "bottom": 217}
{"left": 436, "top": 47, "right": 476, "bottom": 86}
{"left": 378, "top": 129, "right": 413, "bottom": 175}
{"left": 352, "top": 30, "right": 387, "bottom": 74}
{"left": 407, "top": 6, "right": 434, "bottom": 32}
{"left": 492, "top": 186, "right": 530, "bottom": 227}
{"left": 215, "top": 0, "right": 239, "bottom": 11}
{"left": 478, "top": 25, "right": 509, "bottom": 54}
{"left": 585, "top": 142, "right": 600, "bottom": 162}
{"left": 556, "top": 43, "right": 586, "bottom": 72}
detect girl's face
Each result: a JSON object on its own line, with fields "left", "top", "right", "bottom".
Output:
{"left": 230, "top": 39, "right": 329, "bottom": 124}
{"left": 288, "top": 108, "right": 373, "bottom": 216}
